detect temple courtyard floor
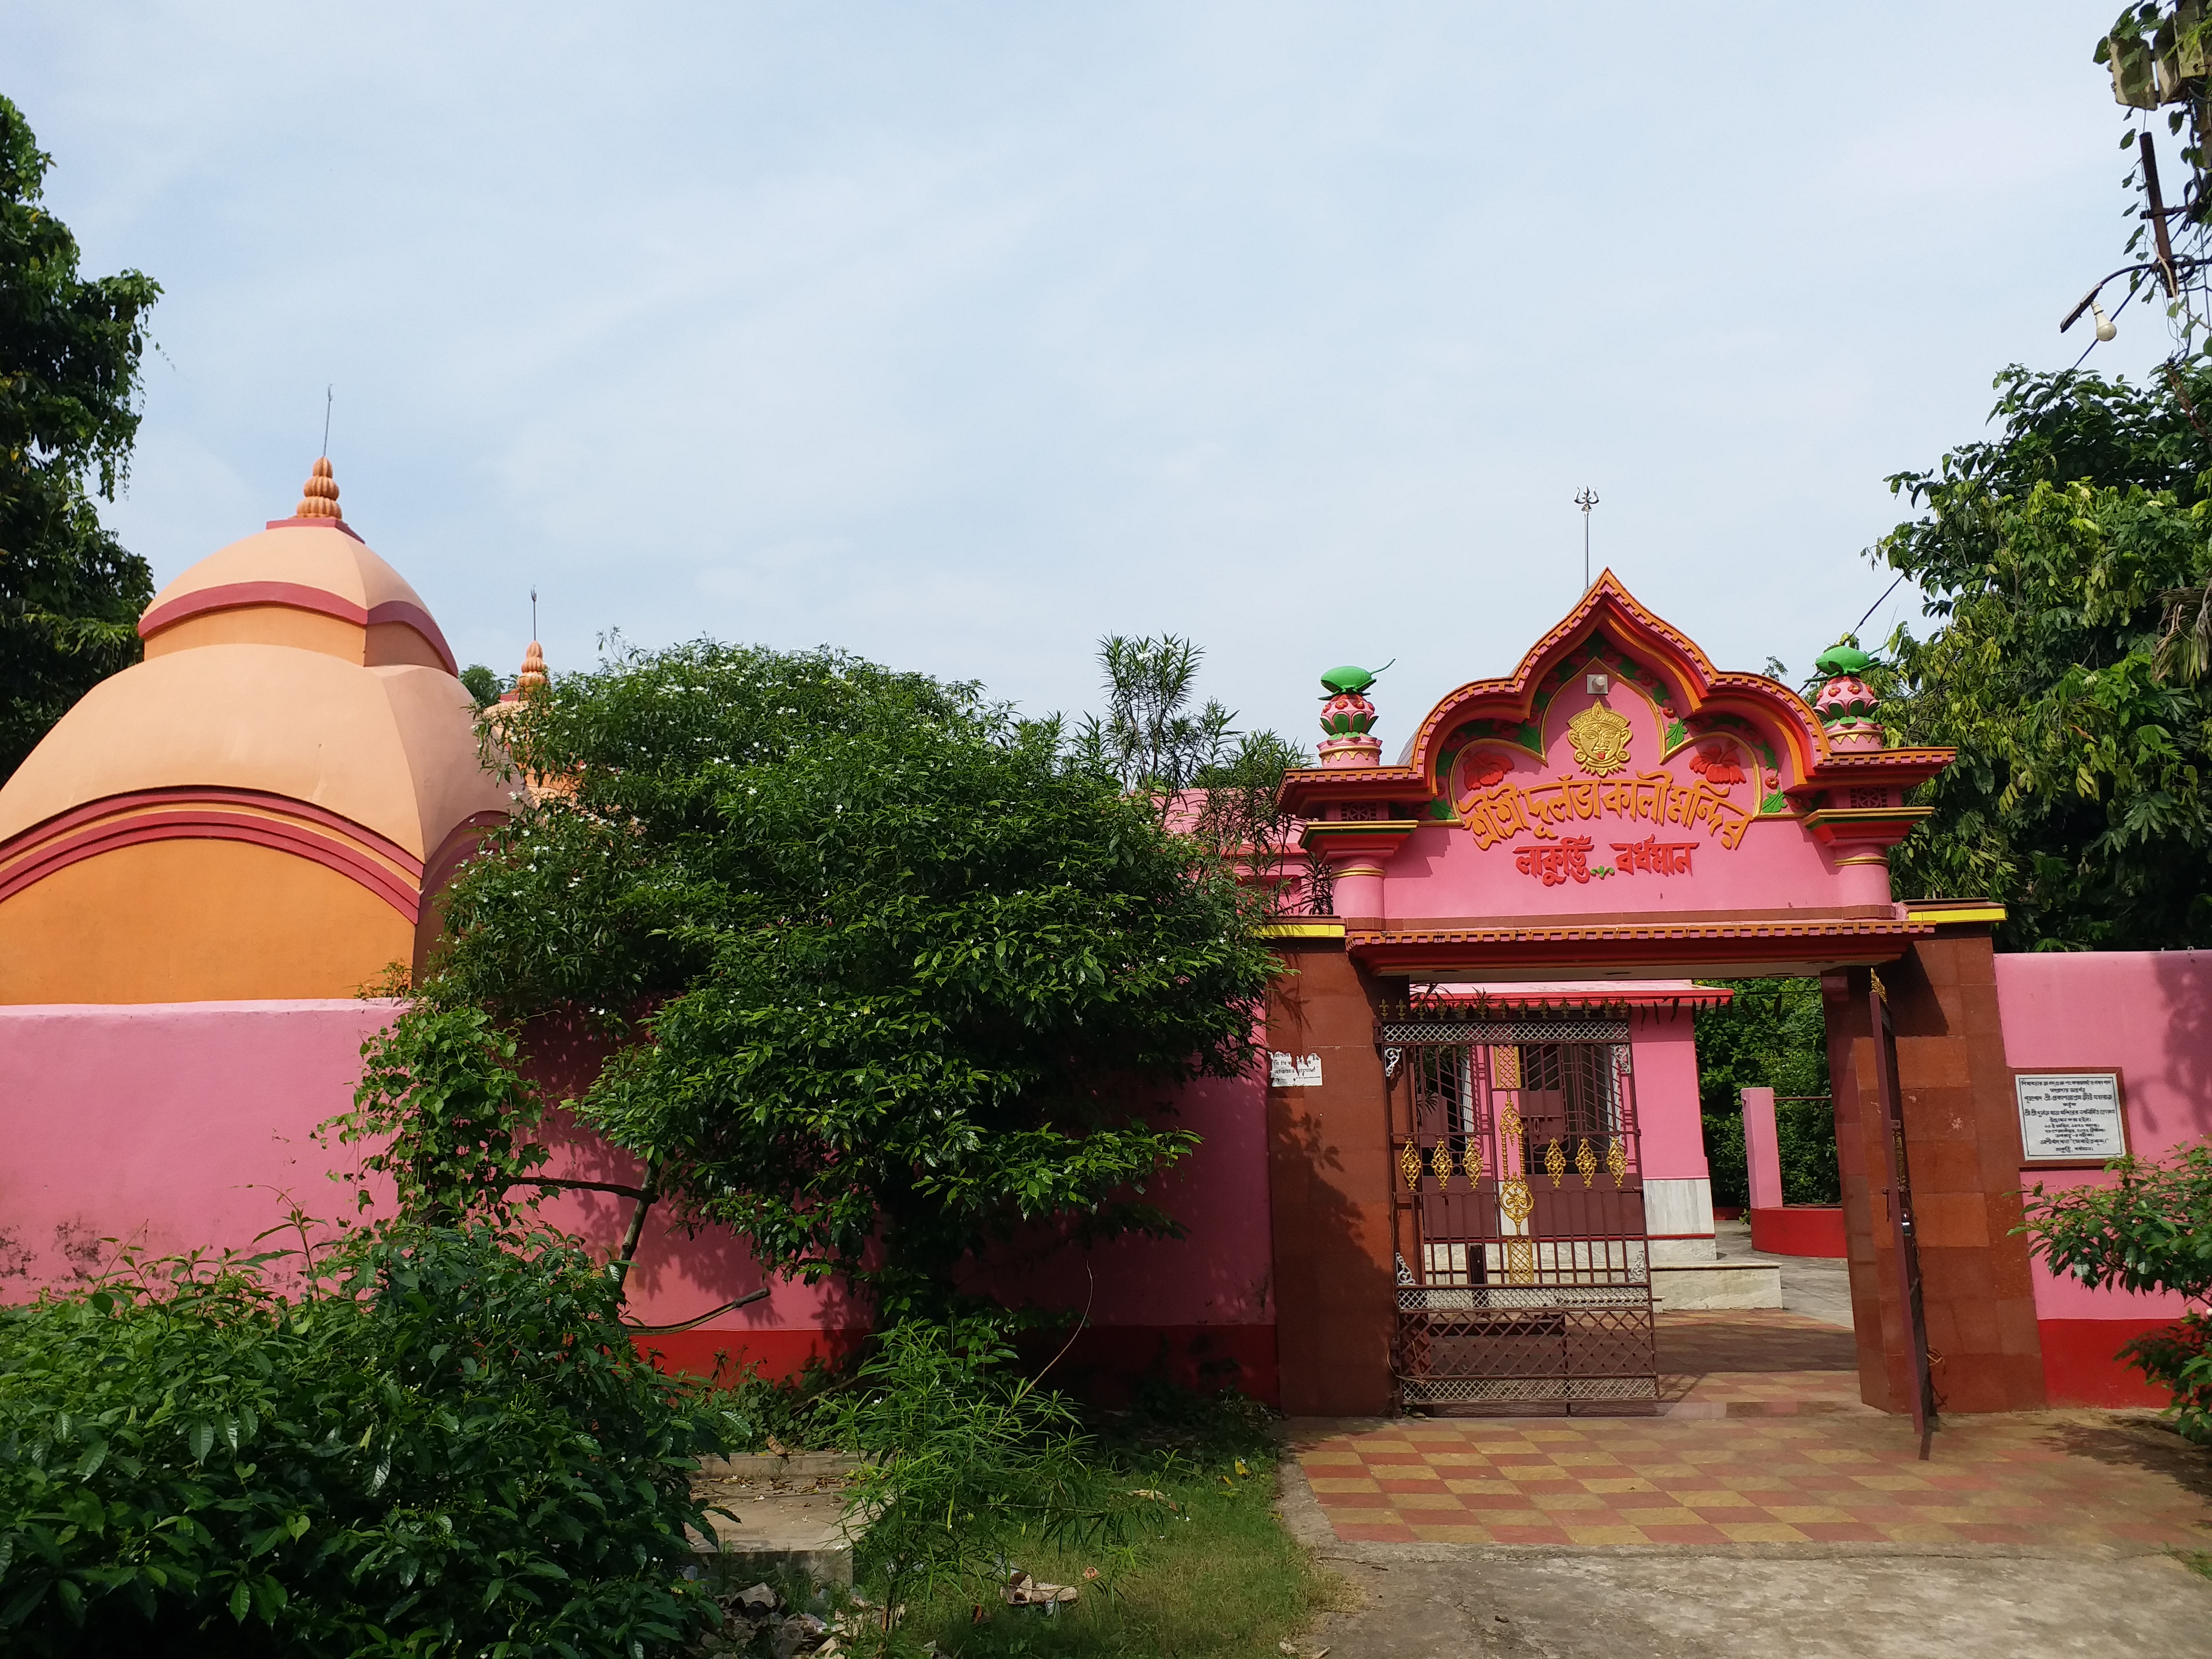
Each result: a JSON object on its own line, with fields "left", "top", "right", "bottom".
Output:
{"left": 1279, "top": 1296, "right": 2212, "bottom": 1658}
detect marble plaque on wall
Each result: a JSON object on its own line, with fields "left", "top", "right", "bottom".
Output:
{"left": 2015, "top": 1072, "right": 2128, "bottom": 1165}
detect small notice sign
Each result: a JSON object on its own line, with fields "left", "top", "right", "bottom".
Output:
{"left": 1270, "top": 1052, "right": 1322, "bottom": 1088}
{"left": 2015, "top": 1072, "right": 2128, "bottom": 1165}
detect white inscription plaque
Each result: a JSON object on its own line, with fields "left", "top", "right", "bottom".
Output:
{"left": 1269, "top": 1052, "right": 1323, "bottom": 1088}
{"left": 2015, "top": 1072, "right": 2127, "bottom": 1163}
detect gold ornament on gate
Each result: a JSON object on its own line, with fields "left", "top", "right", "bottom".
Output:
{"left": 1606, "top": 1136, "right": 1628, "bottom": 1187}
{"left": 1491, "top": 1045, "right": 1521, "bottom": 1090}
{"left": 1499, "top": 1102, "right": 1523, "bottom": 1142}
{"left": 1431, "top": 1142, "right": 1454, "bottom": 1184}
{"left": 1499, "top": 1176, "right": 1534, "bottom": 1224}
{"left": 1462, "top": 1141, "right": 1486, "bottom": 1182}
{"left": 1566, "top": 700, "right": 1634, "bottom": 776}
{"left": 1545, "top": 1137, "right": 1567, "bottom": 1187}
{"left": 1575, "top": 1138, "right": 1599, "bottom": 1188}
{"left": 1398, "top": 1142, "right": 1422, "bottom": 1188}
{"left": 1504, "top": 1238, "right": 1537, "bottom": 1284}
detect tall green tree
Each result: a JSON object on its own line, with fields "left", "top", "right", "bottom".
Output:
{"left": 0, "top": 97, "right": 160, "bottom": 782}
{"left": 1874, "top": 362, "right": 2212, "bottom": 949}
{"left": 393, "top": 640, "right": 1276, "bottom": 1323}
{"left": 1692, "top": 979, "right": 1838, "bottom": 1210}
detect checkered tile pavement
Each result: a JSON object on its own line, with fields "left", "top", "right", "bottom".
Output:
{"left": 1296, "top": 1313, "right": 2212, "bottom": 1549}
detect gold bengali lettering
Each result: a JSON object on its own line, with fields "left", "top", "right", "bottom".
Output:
{"left": 1464, "top": 767, "right": 1752, "bottom": 855}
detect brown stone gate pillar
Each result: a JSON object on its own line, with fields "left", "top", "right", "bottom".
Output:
{"left": 1825, "top": 916, "right": 2046, "bottom": 1415}
{"left": 1263, "top": 929, "right": 1397, "bottom": 1416}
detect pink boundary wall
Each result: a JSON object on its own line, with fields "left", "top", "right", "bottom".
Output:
{"left": 1994, "top": 950, "right": 2212, "bottom": 1406}
{"left": 0, "top": 1001, "right": 1278, "bottom": 1399}
{"left": 1740, "top": 1087, "right": 1784, "bottom": 1211}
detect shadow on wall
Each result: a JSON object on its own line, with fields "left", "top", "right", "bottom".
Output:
{"left": 516, "top": 1016, "right": 865, "bottom": 1362}
{"left": 1263, "top": 948, "right": 1398, "bottom": 1417}
{"left": 2148, "top": 953, "right": 2212, "bottom": 1149}
{"left": 956, "top": 1068, "right": 1281, "bottom": 1404}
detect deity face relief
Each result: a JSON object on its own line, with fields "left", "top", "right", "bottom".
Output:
{"left": 1565, "top": 701, "right": 1633, "bottom": 776}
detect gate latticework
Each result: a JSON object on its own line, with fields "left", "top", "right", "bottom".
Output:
{"left": 1382, "top": 1004, "right": 1658, "bottom": 1414}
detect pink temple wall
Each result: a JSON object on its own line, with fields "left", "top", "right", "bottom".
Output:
{"left": 0, "top": 1000, "right": 1277, "bottom": 1398}
{"left": 1994, "top": 950, "right": 2212, "bottom": 1405}
{"left": 0, "top": 1001, "right": 398, "bottom": 1291}
{"left": 1630, "top": 1009, "right": 1707, "bottom": 1184}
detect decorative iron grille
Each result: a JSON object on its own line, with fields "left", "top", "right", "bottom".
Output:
{"left": 1377, "top": 1015, "right": 1632, "bottom": 1046}
{"left": 1382, "top": 1032, "right": 1658, "bottom": 1414}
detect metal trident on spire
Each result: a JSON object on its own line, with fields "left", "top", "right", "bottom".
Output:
{"left": 1575, "top": 487, "right": 1600, "bottom": 587}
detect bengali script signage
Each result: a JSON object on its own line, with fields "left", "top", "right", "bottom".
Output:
{"left": 1512, "top": 836, "right": 1699, "bottom": 888}
{"left": 1461, "top": 770, "right": 1754, "bottom": 855}
{"left": 2015, "top": 1073, "right": 2127, "bottom": 1163}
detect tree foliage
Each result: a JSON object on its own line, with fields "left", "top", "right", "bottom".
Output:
{"left": 328, "top": 1007, "right": 551, "bottom": 1231}
{"left": 1692, "top": 980, "right": 1838, "bottom": 1209}
{"left": 1070, "top": 635, "right": 1237, "bottom": 800}
{"left": 1069, "top": 633, "right": 1313, "bottom": 910}
{"left": 0, "top": 1229, "right": 729, "bottom": 1657}
{"left": 2022, "top": 1143, "right": 2212, "bottom": 1304}
{"left": 2023, "top": 1144, "right": 2212, "bottom": 1439}
{"left": 425, "top": 640, "right": 1277, "bottom": 1323}
{"left": 0, "top": 96, "right": 159, "bottom": 782}
{"left": 457, "top": 664, "right": 502, "bottom": 710}
{"left": 1874, "top": 362, "right": 2212, "bottom": 949}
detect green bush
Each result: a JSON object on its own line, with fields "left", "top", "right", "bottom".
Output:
{"left": 829, "top": 1319, "right": 1130, "bottom": 1622}
{"left": 2117, "top": 1318, "right": 2212, "bottom": 1444}
{"left": 2025, "top": 1143, "right": 2212, "bottom": 1438}
{"left": 0, "top": 1227, "right": 730, "bottom": 1657}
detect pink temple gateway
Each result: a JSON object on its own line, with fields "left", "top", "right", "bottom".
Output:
{"left": 1, "top": 476, "right": 2208, "bottom": 1425}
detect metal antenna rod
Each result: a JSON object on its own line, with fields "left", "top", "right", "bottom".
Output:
{"left": 1574, "top": 487, "right": 1600, "bottom": 587}
{"left": 322, "top": 385, "right": 333, "bottom": 457}
{"left": 530, "top": 586, "right": 538, "bottom": 640}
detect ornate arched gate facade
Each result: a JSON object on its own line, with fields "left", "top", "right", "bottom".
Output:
{"left": 1263, "top": 575, "right": 2042, "bottom": 1427}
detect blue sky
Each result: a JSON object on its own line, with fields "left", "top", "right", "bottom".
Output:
{"left": 16, "top": 2, "right": 2181, "bottom": 750}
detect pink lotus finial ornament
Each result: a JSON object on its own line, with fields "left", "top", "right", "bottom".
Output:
{"left": 1812, "top": 645, "right": 1884, "bottom": 752}
{"left": 293, "top": 457, "right": 342, "bottom": 521}
{"left": 1317, "top": 662, "right": 1387, "bottom": 768}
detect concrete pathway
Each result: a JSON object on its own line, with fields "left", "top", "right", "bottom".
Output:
{"left": 1278, "top": 1308, "right": 2212, "bottom": 1658}
{"left": 1714, "top": 1215, "right": 1852, "bottom": 1328}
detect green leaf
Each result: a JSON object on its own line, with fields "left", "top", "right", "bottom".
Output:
{"left": 230, "top": 1580, "right": 251, "bottom": 1623}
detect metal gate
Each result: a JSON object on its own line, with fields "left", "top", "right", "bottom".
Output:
{"left": 1382, "top": 1005, "right": 1659, "bottom": 1414}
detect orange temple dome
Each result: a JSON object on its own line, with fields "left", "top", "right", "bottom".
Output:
{"left": 0, "top": 460, "right": 516, "bottom": 1003}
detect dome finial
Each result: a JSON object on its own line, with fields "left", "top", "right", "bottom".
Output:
{"left": 514, "top": 640, "right": 548, "bottom": 698}
{"left": 294, "top": 457, "right": 343, "bottom": 521}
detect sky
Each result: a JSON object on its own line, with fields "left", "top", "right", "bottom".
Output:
{"left": 14, "top": 2, "right": 2186, "bottom": 749}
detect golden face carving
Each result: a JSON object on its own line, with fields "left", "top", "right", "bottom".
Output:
{"left": 1566, "top": 701, "right": 1634, "bottom": 776}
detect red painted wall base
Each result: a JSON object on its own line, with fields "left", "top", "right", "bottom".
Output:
{"left": 631, "top": 1322, "right": 1282, "bottom": 1407}
{"left": 2037, "top": 1318, "right": 2175, "bottom": 1408}
{"left": 1748, "top": 1206, "right": 1847, "bottom": 1258}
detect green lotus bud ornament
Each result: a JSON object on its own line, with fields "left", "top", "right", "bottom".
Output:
{"left": 1319, "top": 661, "right": 1391, "bottom": 698}
{"left": 1813, "top": 644, "right": 1875, "bottom": 679}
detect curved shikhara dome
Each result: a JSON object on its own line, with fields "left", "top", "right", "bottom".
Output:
{"left": 0, "top": 461, "right": 516, "bottom": 1003}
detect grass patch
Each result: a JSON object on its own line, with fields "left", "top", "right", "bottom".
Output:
{"left": 704, "top": 1358, "right": 1349, "bottom": 1658}
{"left": 2176, "top": 1549, "right": 2212, "bottom": 1583}
{"left": 898, "top": 1453, "right": 1343, "bottom": 1659}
